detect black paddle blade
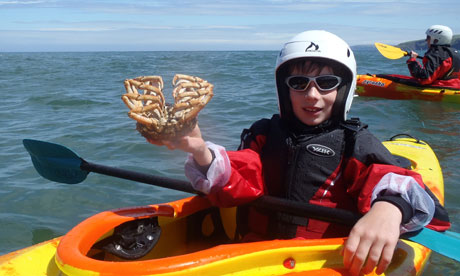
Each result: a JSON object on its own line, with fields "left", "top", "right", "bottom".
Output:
{"left": 23, "top": 139, "right": 88, "bottom": 184}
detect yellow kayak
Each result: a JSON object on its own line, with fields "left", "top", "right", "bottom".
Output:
{"left": 0, "top": 135, "right": 444, "bottom": 275}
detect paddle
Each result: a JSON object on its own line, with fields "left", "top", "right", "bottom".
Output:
{"left": 23, "top": 138, "right": 460, "bottom": 262}
{"left": 375, "top": 42, "right": 423, "bottom": 60}
{"left": 22, "top": 139, "right": 358, "bottom": 224}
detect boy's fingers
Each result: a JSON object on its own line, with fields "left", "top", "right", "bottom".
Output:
{"left": 162, "top": 140, "right": 177, "bottom": 150}
{"left": 348, "top": 240, "right": 372, "bottom": 276}
{"left": 361, "top": 242, "right": 385, "bottom": 274}
{"left": 342, "top": 236, "right": 359, "bottom": 269}
{"left": 146, "top": 138, "right": 163, "bottom": 146}
{"left": 375, "top": 242, "right": 397, "bottom": 274}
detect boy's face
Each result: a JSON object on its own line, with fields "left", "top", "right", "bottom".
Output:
{"left": 288, "top": 65, "right": 337, "bottom": 126}
{"left": 426, "top": 36, "right": 432, "bottom": 47}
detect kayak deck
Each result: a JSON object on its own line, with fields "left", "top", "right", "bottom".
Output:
{"left": 0, "top": 202, "right": 431, "bottom": 276}
{"left": 0, "top": 238, "right": 60, "bottom": 275}
{"left": 0, "top": 136, "right": 444, "bottom": 276}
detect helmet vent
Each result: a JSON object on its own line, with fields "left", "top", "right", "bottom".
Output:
{"left": 347, "top": 49, "right": 350, "bottom": 57}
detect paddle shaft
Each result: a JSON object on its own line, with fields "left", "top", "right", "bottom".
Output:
{"left": 81, "top": 160, "right": 199, "bottom": 195}
{"left": 408, "top": 53, "right": 423, "bottom": 60}
{"left": 81, "top": 160, "right": 360, "bottom": 226}
{"left": 253, "top": 196, "right": 360, "bottom": 226}
{"left": 399, "top": 49, "right": 423, "bottom": 59}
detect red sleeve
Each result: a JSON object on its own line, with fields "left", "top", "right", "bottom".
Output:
{"left": 206, "top": 149, "right": 266, "bottom": 207}
{"left": 344, "top": 157, "right": 451, "bottom": 231}
{"left": 344, "top": 158, "right": 424, "bottom": 213}
{"left": 407, "top": 55, "right": 453, "bottom": 85}
{"left": 419, "top": 57, "right": 453, "bottom": 85}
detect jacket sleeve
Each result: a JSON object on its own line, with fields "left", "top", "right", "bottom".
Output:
{"left": 407, "top": 49, "right": 453, "bottom": 85}
{"left": 185, "top": 119, "right": 270, "bottom": 207}
{"left": 184, "top": 141, "right": 232, "bottom": 195}
{"left": 185, "top": 144, "right": 265, "bottom": 207}
{"left": 344, "top": 131, "right": 450, "bottom": 233}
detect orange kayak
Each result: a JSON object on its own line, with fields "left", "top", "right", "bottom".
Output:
{"left": 356, "top": 74, "right": 460, "bottom": 103}
{"left": 0, "top": 136, "right": 444, "bottom": 275}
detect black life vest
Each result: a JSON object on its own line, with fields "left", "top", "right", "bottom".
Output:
{"left": 259, "top": 115, "right": 364, "bottom": 238}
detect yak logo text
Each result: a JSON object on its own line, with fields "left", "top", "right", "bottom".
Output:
{"left": 306, "top": 144, "right": 335, "bottom": 157}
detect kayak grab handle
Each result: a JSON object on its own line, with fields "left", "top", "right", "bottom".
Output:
{"left": 388, "top": 134, "right": 423, "bottom": 144}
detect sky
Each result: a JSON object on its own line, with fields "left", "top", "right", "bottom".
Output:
{"left": 1, "top": 0, "right": 460, "bottom": 52}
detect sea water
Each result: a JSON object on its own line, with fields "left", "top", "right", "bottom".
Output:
{"left": 1, "top": 49, "right": 459, "bottom": 274}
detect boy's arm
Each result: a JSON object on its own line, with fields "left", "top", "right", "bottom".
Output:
{"left": 184, "top": 119, "right": 270, "bottom": 206}
{"left": 346, "top": 131, "right": 445, "bottom": 232}
{"left": 147, "top": 123, "right": 266, "bottom": 206}
{"left": 185, "top": 145, "right": 265, "bottom": 207}
{"left": 407, "top": 51, "right": 451, "bottom": 85}
{"left": 342, "top": 131, "right": 444, "bottom": 275}
{"left": 344, "top": 170, "right": 441, "bottom": 275}
{"left": 346, "top": 162, "right": 436, "bottom": 233}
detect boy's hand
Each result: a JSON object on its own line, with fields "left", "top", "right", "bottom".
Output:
{"left": 147, "top": 124, "right": 202, "bottom": 151}
{"left": 146, "top": 124, "right": 213, "bottom": 167}
{"left": 342, "top": 201, "right": 402, "bottom": 276}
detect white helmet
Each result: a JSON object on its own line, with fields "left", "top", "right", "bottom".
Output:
{"left": 425, "top": 25, "right": 453, "bottom": 45}
{"left": 275, "top": 30, "right": 356, "bottom": 123}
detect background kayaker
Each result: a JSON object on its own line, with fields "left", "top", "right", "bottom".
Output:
{"left": 407, "top": 24, "right": 460, "bottom": 89}
{"left": 148, "top": 30, "right": 450, "bottom": 276}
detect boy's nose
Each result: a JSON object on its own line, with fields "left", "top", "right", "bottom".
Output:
{"left": 304, "top": 83, "right": 321, "bottom": 98}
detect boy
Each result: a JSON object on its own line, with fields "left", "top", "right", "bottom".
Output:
{"left": 407, "top": 25, "right": 460, "bottom": 88}
{"left": 152, "top": 30, "right": 450, "bottom": 276}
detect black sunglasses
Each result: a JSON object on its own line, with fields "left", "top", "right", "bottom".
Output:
{"left": 285, "top": 75, "right": 342, "bottom": 92}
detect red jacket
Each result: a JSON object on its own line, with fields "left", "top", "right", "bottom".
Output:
{"left": 407, "top": 45, "right": 460, "bottom": 89}
{"left": 196, "top": 116, "right": 450, "bottom": 240}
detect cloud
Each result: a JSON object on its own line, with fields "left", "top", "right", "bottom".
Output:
{"left": 0, "top": 0, "right": 44, "bottom": 4}
{"left": 1, "top": 0, "right": 459, "bottom": 51}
